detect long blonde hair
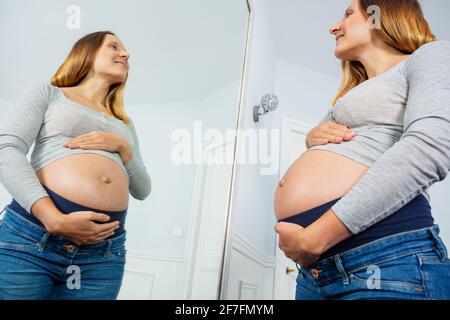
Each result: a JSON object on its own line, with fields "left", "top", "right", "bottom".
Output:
{"left": 51, "top": 31, "right": 131, "bottom": 124}
{"left": 332, "top": 0, "right": 436, "bottom": 106}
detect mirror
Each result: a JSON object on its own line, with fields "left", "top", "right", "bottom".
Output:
{"left": 0, "top": 0, "right": 250, "bottom": 299}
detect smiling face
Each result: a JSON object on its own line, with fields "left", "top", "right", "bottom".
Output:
{"left": 329, "top": 0, "right": 375, "bottom": 61}
{"left": 91, "top": 34, "right": 130, "bottom": 84}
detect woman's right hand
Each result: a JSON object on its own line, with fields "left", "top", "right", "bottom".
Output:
{"left": 306, "top": 121, "right": 356, "bottom": 148}
{"left": 51, "top": 211, "right": 120, "bottom": 245}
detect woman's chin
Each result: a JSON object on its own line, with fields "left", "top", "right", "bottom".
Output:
{"left": 108, "top": 75, "right": 127, "bottom": 85}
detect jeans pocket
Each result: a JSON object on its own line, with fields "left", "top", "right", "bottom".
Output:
{"left": 348, "top": 253, "right": 425, "bottom": 294}
{"left": 416, "top": 250, "right": 450, "bottom": 299}
{"left": 108, "top": 242, "right": 127, "bottom": 261}
{"left": 0, "top": 221, "right": 40, "bottom": 250}
{"left": 416, "top": 250, "right": 450, "bottom": 264}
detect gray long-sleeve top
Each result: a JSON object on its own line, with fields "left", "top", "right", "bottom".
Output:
{"left": 0, "top": 83, "right": 151, "bottom": 213}
{"left": 306, "top": 40, "right": 450, "bottom": 234}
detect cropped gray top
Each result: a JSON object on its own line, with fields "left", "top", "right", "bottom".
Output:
{"left": 305, "top": 40, "right": 450, "bottom": 234}
{"left": 0, "top": 83, "right": 151, "bottom": 213}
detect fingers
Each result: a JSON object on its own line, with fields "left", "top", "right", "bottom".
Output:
{"left": 71, "top": 227, "right": 118, "bottom": 245}
{"left": 65, "top": 140, "right": 97, "bottom": 149}
{"left": 92, "top": 229, "right": 116, "bottom": 242}
{"left": 64, "top": 132, "right": 103, "bottom": 147}
{"left": 327, "top": 126, "right": 352, "bottom": 137}
{"left": 319, "top": 133, "right": 344, "bottom": 143}
{"left": 90, "top": 212, "right": 113, "bottom": 222}
{"left": 311, "top": 130, "right": 345, "bottom": 144}
{"left": 311, "top": 138, "right": 329, "bottom": 145}
{"left": 69, "top": 143, "right": 104, "bottom": 150}
{"left": 64, "top": 135, "right": 91, "bottom": 145}
{"left": 316, "top": 123, "right": 355, "bottom": 142}
{"left": 95, "top": 221, "right": 120, "bottom": 234}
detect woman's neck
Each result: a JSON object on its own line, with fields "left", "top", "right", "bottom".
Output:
{"left": 358, "top": 44, "right": 411, "bottom": 79}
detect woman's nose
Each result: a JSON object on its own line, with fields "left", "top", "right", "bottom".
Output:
{"left": 329, "top": 22, "right": 341, "bottom": 36}
{"left": 120, "top": 51, "right": 130, "bottom": 60}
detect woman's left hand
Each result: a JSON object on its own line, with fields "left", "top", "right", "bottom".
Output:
{"left": 274, "top": 222, "right": 322, "bottom": 267}
{"left": 64, "top": 131, "right": 133, "bottom": 165}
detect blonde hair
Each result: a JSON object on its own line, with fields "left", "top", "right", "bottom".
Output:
{"left": 51, "top": 31, "right": 131, "bottom": 124}
{"left": 332, "top": 0, "right": 436, "bottom": 106}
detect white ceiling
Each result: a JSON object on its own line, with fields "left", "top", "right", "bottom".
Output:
{"left": 1, "top": 0, "right": 448, "bottom": 105}
{"left": 271, "top": 0, "right": 450, "bottom": 78}
{"left": 0, "top": 0, "right": 249, "bottom": 105}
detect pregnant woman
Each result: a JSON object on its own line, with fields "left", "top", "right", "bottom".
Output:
{"left": 0, "top": 31, "right": 151, "bottom": 299}
{"left": 274, "top": 0, "right": 450, "bottom": 300}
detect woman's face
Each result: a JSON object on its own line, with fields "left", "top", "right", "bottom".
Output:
{"left": 329, "top": 0, "right": 374, "bottom": 61}
{"left": 91, "top": 34, "right": 130, "bottom": 84}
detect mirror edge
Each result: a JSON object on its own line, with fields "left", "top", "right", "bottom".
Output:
{"left": 218, "top": 0, "right": 254, "bottom": 300}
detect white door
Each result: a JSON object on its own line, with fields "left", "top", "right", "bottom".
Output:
{"left": 184, "top": 137, "right": 235, "bottom": 299}
{"left": 273, "top": 117, "right": 313, "bottom": 300}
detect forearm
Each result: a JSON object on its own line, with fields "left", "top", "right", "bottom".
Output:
{"left": 301, "top": 208, "right": 353, "bottom": 255}
{"left": 124, "top": 121, "right": 151, "bottom": 200}
{"left": 116, "top": 137, "right": 151, "bottom": 199}
{"left": 125, "top": 155, "right": 151, "bottom": 200}
{"left": 117, "top": 139, "right": 133, "bottom": 165}
{"left": 0, "top": 145, "right": 65, "bottom": 232}
{"left": 30, "top": 196, "right": 64, "bottom": 233}
{"left": 0, "top": 143, "right": 49, "bottom": 213}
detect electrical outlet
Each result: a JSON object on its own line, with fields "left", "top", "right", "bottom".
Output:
{"left": 172, "top": 226, "right": 183, "bottom": 238}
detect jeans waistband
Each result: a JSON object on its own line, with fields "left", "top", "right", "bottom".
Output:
{"left": 280, "top": 194, "right": 434, "bottom": 261}
{"left": 1, "top": 206, "right": 126, "bottom": 255}
{"left": 296, "top": 224, "right": 447, "bottom": 286}
{"left": 7, "top": 184, "right": 127, "bottom": 237}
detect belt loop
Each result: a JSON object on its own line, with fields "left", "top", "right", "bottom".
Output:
{"left": 334, "top": 254, "right": 349, "bottom": 285}
{"left": 38, "top": 232, "right": 50, "bottom": 252}
{"left": 430, "top": 225, "right": 448, "bottom": 261}
{"left": 296, "top": 263, "right": 306, "bottom": 278}
{"left": 103, "top": 239, "right": 113, "bottom": 257}
{"left": 0, "top": 205, "right": 7, "bottom": 218}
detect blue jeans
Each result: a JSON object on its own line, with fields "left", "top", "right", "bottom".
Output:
{"left": 295, "top": 225, "right": 450, "bottom": 300}
{"left": 0, "top": 206, "right": 126, "bottom": 300}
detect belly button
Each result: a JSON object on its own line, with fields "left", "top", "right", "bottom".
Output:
{"left": 102, "top": 176, "right": 112, "bottom": 184}
{"left": 279, "top": 178, "right": 286, "bottom": 188}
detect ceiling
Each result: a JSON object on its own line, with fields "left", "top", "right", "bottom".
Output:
{"left": 0, "top": 0, "right": 249, "bottom": 105}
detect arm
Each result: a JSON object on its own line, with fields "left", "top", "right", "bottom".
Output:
{"left": 124, "top": 120, "right": 151, "bottom": 200}
{"left": 0, "top": 84, "right": 50, "bottom": 212}
{"left": 0, "top": 83, "right": 64, "bottom": 230}
{"left": 304, "top": 41, "right": 450, "bottom": 253}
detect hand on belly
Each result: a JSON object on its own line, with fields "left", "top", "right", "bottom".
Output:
{"left": 274, "top": 150, "right": 368, "bottom": 220}
{"left": 36, "top": 154, "right": 129, "bottom": 211}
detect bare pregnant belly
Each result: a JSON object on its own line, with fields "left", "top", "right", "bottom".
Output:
{"left": 274, "top": 150, "right": 369, "bottom": 220}
{"left": 36, "top": 154, "right": 129, "bottom": 211}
